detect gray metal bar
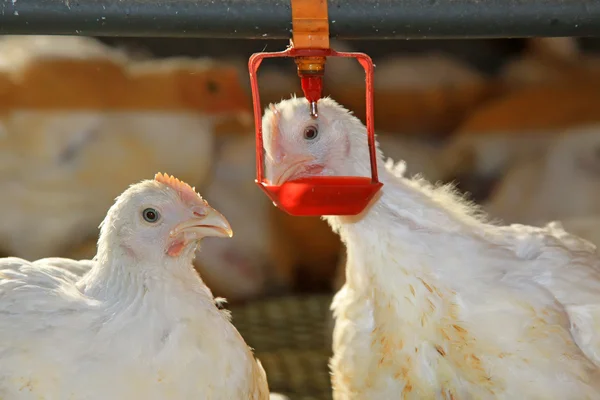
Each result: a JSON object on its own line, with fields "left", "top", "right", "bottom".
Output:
{"left": 1, "top": 0, "right": 599, "bottom": 39}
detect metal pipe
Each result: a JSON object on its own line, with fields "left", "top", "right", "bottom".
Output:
{"left": 1, "top": 0, "right": 599, "bottom": 39}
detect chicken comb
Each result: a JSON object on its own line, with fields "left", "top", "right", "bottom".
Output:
{"left": 154, "top": 172, "right": 206, "bottom": 205}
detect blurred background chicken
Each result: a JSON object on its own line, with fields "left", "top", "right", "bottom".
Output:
{"left": 439, "top": 37, "right": 600, "bottom": 202}
{"left": 0, "top": 35, "right": 250, "bottom": 268}
{"left": 5, "top": 32, "right": 600, "bottom": 399}
{"left": 484, "top": 124, "right": 600, "bottom": 238}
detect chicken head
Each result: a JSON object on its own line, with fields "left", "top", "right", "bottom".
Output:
{"left": 98, "top": 172, "right": 232, "bottom": 263}
{"left": 262, "top": 97, "right": 373, "bottom": 186}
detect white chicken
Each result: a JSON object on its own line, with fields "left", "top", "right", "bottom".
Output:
{"left": 485, "top": 123, "right": 600, "bottom": 225}
{"left": 262, "top": 97, "right": 600, "bottom": 399}
{"left": 0, "top": 173, "right": 271, "bottom": 399}
{"left": 483, "top": 124, "right": 600, "bottom": 255}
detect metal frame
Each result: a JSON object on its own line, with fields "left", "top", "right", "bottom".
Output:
{"left": 1, "top": 0, "right": 600, "bottom": 39}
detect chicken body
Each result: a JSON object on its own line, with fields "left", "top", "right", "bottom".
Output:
{"left": 262, "top": 97, "right": 600, "bottom": 399}
{"left": 328, "top": 170, "right": 600, "bottom": 399}
{"left": 0, "top": 174, "right": 269, "bottom": 399}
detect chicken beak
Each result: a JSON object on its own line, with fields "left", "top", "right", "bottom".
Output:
{"left": 269, "top": 155, "right": 315, "bottom": 185}
{"left": 172, "top": 206, "right": 233, "bottom": 240}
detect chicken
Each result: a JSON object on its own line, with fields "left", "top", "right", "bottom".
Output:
{"left": 482, "top": 123, "right": 600, "bottom": 261}
{"left": 0, "top": 172, "right": 272, "bottom": 399}
{"left": 262, "top": 97, "right": 600, "bottom": 399}
{"left": 0, "top": 35, "right": 250, "bottom": 260}
{"left": 324, "top": 134, "right": 446, "bottom": 338}
{"left": 438, "top": 80, "right": 600, "bottom": 197}
{"left": 269, "top": 132, "right": 447, "bottom": 296}
{"left": 484, "top": 123, "right": 600, "bottom": 225}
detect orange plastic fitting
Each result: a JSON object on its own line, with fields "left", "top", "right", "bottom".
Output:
{"left": 291, "top": 0, "right": 330, "bottom": 117}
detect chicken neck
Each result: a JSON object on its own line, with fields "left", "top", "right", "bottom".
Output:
{"left": 326, "top": 164, "right": 491, "bottom": 308}
{"left": 77, "top": 241, "right": 213, "bottom": 314}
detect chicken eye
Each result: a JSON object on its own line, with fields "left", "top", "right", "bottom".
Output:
{"left": 142, "top": 208, "right": 160, "bottom": 223}
{"left": 303, "top": 126, "right": 319, "bottom": 140}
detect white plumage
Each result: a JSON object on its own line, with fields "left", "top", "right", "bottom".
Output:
{"left": 0, "top": 173, "right": 270, "bottom": 399}
{"left": 485, "top": 124, "right": 600, "bottom": 225}
{"left": 262, "top": 96, "right": 600, "bottom": 399}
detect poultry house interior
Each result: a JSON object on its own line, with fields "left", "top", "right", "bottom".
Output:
{"left": 1, "top": 18, "right": 600, "bottom": 399}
